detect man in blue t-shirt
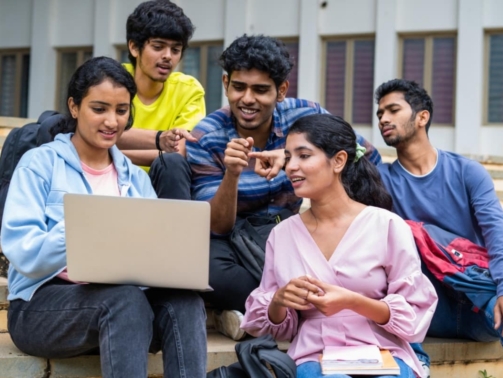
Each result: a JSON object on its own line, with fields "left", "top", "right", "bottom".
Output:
{"left": 375, "top": 79, "right": 503, "bottom": 374}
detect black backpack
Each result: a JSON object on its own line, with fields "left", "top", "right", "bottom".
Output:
{"left": 229, "top": 209, "right": 294, "bottom": 283}
{"left": 207, "top": 335, "right": 297, "bottom": 378}
{"left": 0, "top": 110, "right": 64, "bottom": 229}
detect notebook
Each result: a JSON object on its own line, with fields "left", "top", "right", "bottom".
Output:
{"left": 64, "top": 194, "right": 211, "bottom": 290}
{"left": 320, "top": 345, "right": 400, "bottom": 375}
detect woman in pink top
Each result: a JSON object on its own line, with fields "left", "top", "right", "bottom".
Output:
{"left": 241, "top": 114, "right": 438, "bottom": 378}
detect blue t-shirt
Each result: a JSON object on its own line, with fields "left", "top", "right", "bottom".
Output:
{"left": 378, "top": 149, "right": 503, "bottom": 297}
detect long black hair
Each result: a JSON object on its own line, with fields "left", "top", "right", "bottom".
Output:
{"left": 51, "top": 56, "right": 136, "bottom": 137}
{"left": 287, "top": 114, "right": 392, "bottom": 210}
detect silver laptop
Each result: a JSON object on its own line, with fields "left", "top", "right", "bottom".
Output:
{"left": 64, "top": 194, "right": 211, "bottom": 290}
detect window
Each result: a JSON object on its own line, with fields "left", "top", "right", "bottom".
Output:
{"left": 117, "top": 40, "right": 299, "bottom": 113}
{"left": 0, "top": 49, "right": 30, "bottom": 117}
{"left": 179, "top": 42, "right": 224, "bottom": 113}
{"left": 118, "top": 47, "right": 129, "bottom": 64}
{"left": 399, "top": 35, "right": 456, "bottom": 125}
{"left": 280, "top": 40, "right": 299, "bottom": 99}
{"left": 56, "top": 48, "right": 93, "bottom": 112}
{"left": 323, "top": 37, "right": 375, "bottom": 126}
{"left": 486, "top": 32, "right": 503, "bottom": 124}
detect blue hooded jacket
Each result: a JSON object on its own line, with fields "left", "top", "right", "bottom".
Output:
{"left": 1, "top": 133, "right": 156, "bottom": 301}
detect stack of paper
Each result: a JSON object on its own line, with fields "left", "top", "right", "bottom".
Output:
{"left": 321, "top": 345, "right": 399, "bottom": 375}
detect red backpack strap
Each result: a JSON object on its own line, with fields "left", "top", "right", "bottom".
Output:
{"left": 405, "top": 220, "right": 458, "bottom": 282}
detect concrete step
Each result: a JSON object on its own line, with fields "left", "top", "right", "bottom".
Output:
{"left": 0, "top": 277, "right": 6, "bottom": 303}
{"left": 495, "top": 180, "right": 503, "bottom": 201}
{"left": 427, "top": 338, "right": 503, "bottom": 378}
{"left": 483, "top": 163, "right": 503, "bottom": 180}
{"left": 0, "top": 278, "right": 6, "bottom": 334}
{"left": 0, "top": 330, "right": 241, "bottom": 377}
{"left": 0, "top": 286, "right": 214, "bottom": 335}
{"left": 1, "top": 280, "right": 503, "bottom": 377}
{"left": 381, "top": 154, "right": 503, "bottom": 181}
{"left": 0, "top": 330, "right": 501, "bottom": 378}
{"left": 0, "top": 310, "right": 5, "bottom": 334}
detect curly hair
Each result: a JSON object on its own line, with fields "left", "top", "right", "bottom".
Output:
{"left": 126, "top": 0, "right": 194, "bottom": 67}
{"left": 287, "top": 114, "right": 392, "bottom": 210}
{"left": 219, "top": 34, "right": 294, "bottom": 88}
{"left": 50, "top": 57, "right": 137, "bottom": 136}
{"left": 375, "top": 79, "right": 434, "bottom": 133}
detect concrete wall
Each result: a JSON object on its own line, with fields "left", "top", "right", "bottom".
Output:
{"left": 0, "top": 0, "right": 502, "bottom": 156}
{"left": 0, "top": 0, "right": 32, "bottom": 48}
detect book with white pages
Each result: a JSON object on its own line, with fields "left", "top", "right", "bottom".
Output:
{"left": 322, "top": 345, "right": 383, "bottom": 369}
{"left": 320, "top": 345, "right": 400, "bottom": 375}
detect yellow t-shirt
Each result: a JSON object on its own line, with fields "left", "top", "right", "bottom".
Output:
{"left": 123, "top": 63, "right": 206, "bottom": 132}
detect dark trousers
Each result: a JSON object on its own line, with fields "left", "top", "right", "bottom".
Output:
{"left": 149, "top": 153, "right": 259, "bottom": 313}
{"left": 8, "top": 279, "right": 207, "bottom": 378}
{"left": 201, "top": 238, "right": 260, "bottom": 313}
{"left": 424, "top": 265, "right": 502, "bottom": 341}
{"left": 411, "top": 262, "right": 503, "bottom": 368}
{"left": 149, "top": 153, "right": 192, "bottom": 200}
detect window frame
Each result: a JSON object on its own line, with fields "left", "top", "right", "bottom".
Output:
{"left": 321, "top": 34, "right": 376, "bottom": 127}
{"left": 116, "top": 44, "right": 129, "bottom": 64}
{"left": 55, "top": 46, "right": 93, "bottom": 111}
{"left": 118, "top": 38, "right": 299, "bottom": 100}
{"left": 483, "top": 30, "right": 503, "bottom": 126}
{"left": 276, "top": 37, "right": 300, "bottom": 98}
{"left": 177, "top": 40, "right": 224, "bottom": 88}
{"left": 397, "top": 32, "right": 457, "bottom": 127}
{"left": 0, "top": 48, "right": 30, "bottom": 117}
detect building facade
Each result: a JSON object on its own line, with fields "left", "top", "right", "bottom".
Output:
{"left": 0, "top": 0, "right": 502, "bottom": 156}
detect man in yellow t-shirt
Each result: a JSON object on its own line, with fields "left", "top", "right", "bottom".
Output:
{"left": 118, "top": 0, "right": 206, "bottom": 199}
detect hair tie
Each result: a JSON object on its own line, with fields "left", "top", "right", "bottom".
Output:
{"left": 354, "top": 143, "right": 366, "bottom": 163}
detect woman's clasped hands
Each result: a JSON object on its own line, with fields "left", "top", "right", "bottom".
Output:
{"left": 271, "top": 275, "right": 357, "bottom": 316}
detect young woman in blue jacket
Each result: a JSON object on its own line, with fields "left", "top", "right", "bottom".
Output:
{"left": 1, "top": 57, "right": 207, "bottom": 378}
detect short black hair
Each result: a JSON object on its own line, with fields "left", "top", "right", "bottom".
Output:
{"left": 51, "top": 57, "right": 136, "bottom": 136}
{"left": 219, "top": 34, "right": 294, "bottom": 88}
{"left": 126, "top": 0, "right": 194, "bottom": 67}
{"left": 375, "top": 79, "right": 434, "bottom": 133}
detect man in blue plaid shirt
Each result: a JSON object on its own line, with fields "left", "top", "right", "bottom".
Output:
{"left": 186, "top": 35, "right": 381, "bottom": 340}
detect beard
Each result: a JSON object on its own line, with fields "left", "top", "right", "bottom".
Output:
{"left": 383, "top": 116, "right": 417, "bottom": 147}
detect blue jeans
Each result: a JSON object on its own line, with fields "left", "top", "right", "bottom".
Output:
{"left": 411, "top": 264, "right": 503, "bottom": 368}
{"left": 297, "top": 358, "right": 414, "bottom": 378}
{"left": 8, "top": 278, "right": 207, "bottom": 378}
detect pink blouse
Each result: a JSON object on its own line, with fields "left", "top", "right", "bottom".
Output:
{"left": 241, "top": 207, "right": 437, "bottom": 378}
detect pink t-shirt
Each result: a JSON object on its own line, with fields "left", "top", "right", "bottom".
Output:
{"left": 58, "top": 162, "right": 120, "bottom": 282}
{"left": 81, "top": 162, "right": 121, "bottom": 197}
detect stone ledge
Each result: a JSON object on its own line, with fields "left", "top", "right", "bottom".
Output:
{"left": 1, "top": 331, "right": 502, "bottom": 378}
{"left": 0, "top": 277, "right": 7, "bottom": 304}
{"left": 0, "top": 331, "right": 283, "bottom": 378}
{"left": 378, "top": 147, "right": 503, "bottom": 165}
{"left": 0, "top": 310, "right": 6, "bottom": 333}
{"left": 426, "top": 337, "right": 503, "bottom": 364}
{"left": 0, "top": 117, "right": 35, "bottom": 129}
